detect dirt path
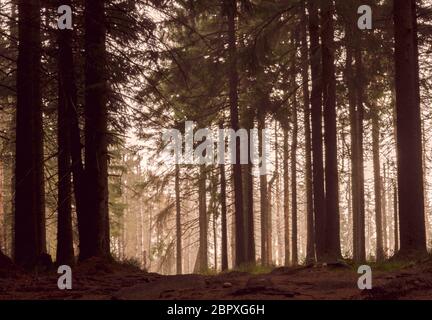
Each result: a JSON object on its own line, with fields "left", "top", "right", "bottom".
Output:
{"left": 1, "top": 259, "right": 432, "bottom": 300}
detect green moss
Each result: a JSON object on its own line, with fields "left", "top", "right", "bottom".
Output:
{"left": 199, "top": 268, "right": 219, "bottom": 276}
{"left": 119, "top": 257, "right": 143, "bottom": 270}
{"left": 370, "top": 260, "right": 411, "bottom": 272}
{"left": 233, "top": 263, "right": 275, "bottom": 275}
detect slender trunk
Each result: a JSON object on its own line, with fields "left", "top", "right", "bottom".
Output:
{"left": 82, "top": 0, "right": 110, "bottom": 259}
{"left": 355, "top": 50, "right": 366, "bottom": 263}
{"left": 320, "top": 0, "right": 341, "bottom": 261}
{"left": 147, "top": 205, "right": 152, "bottom": 270}
{"left": 291, "top": 85, "right": 298, "bottom": 266}
{"left": 224, "top": 0, "right": 245, "bottom": 267}
{"left": 213, "top": 206, "right": 218, "bottom": 270}
{"left": 275, "top": 124, "right": 283, "bottom": 265}
{"left": 382, "top": 167, "right": 388, "bottom": 255}
{"left": 175, "top": 164, "right": 182, "bottom": 274}
{"left": 240, "top": 108, "right": 255, "bottom": 265}
{"left": 307, "top": 0, "right": 326, "bottom": 262}
{"left": 300, "top": 2, "right": 315, "bottom": 263}
{"left": 393, "top": 0, "right": 427, "bottom": 255}
{"left": 230, "top": 202, "right": 236, "bottom": 269}
{"left": 267, "top": 175, "right": 275, "bottom": 265}
{"left": 372, "top": 109, "right": 384, "bottom": 261}
{"left": 198, "top": 165, "right": 208, "bottom": 272}
{"left": 220, "top": 161, "right": 228, "bottom": 271}
{"left": 346, "top": 46, "right": 359, "bottom": 261}
{"left": 0, "top": 163, "right": 4, "bottom": 253}
{"left": 15, "top": 0, "right": 46, "bottom": 267}
{"left": 421, "top": 119, "right": 430, "bottom": 246}
{"left": 56, "top": 0, "right": 75, "bottom": 265}
{"left": 244, "top": 158, "right": 255, "bottom": 264}
{"left": 258, "top": 112, "right": 268, "bottom": 266}
{"left": 346, "top": 40, "right": 366, "bottom": 263}
{"left": 393, "top": 182, "right": 399, "bottom": 252}
{"left": 139, "top": 200, "right": 144, "bottom": 267}
{"left": 63, "top": 7, "right": 87, "bottom": 263}
{"left": 283, "top": 128, "right": 290, "bottom": 266}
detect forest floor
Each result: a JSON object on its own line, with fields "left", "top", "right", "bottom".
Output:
{"left": 1, "top": 257, "right": 432, "bottom": 300}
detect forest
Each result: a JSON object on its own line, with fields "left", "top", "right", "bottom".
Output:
{"left": 0, "top": 0, "right": 432, "bottom": 301}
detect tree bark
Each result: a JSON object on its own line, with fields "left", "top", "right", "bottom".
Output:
{"left": 290, "top": 54, "right": 298, "bottom": 265}
{"left": 393, "top": 0, "right": 427, "bottom": 256}
{"left": 258, "top": 112, "right": 269, "bottom": 266}
{"left": 372, "top": 108, "right": 384, "bottom": 261}
{"left": 56, "top": 0, "right": 75, "bottom": 265}
{"left": 198, "top": 165, "right": 208, "bottom": 272}
{"left": 320, "top": 0, "right": 341, "bottom": 261}
{"left": 355, "top": 49, "right": 366, "bottom": 263}
{"left": 382, "top": 166, "right": 388, "bottom": 255}
{"left": 283, "top": 128, "right": 290, "bottom": 266}
{"left": 82, "top": 0, "right": 110, "bottom": 259}
{"left": 346, "top": 38, "right": 366, "bottom": 263}
{"left": 267, "top": 174, "right": 275, "bottom": 265}
{"left": 300, "top": 2, "right": 315, "bottom": 264}
{"left": 15, "top": 0, "right": 46, "bottom": 268}
{"left": 175, "top": 163, "right": 182, "bottom": 274}
{"left": 393, "top": 181, "right": 399, "bottom": 252}
{"left": 224, "top": 0, "right": 245, "bottom": 267}
{"left": 220, "top": 162, "right": 228, "bottom": 271}
{"left": 307, "top": 0, "right": 326, "bottom": 262}
{"left": 243, "top": 156, "right": 255, "bottom": 264}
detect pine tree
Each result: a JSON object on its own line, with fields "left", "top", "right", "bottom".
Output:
{"left": 307, "top": 0, "right": 326, "bottom": 262}
{"left": 223, "top": 0, "right": 246, "bottom": 267}
{"left": 15, "top": 0, "right": 46, "bottom": 268}
{"left": 175, "top": 163, "right": 182, "bottom": 274}
{"left": 393, "top": 0, "right": 427, "bottom": 256}
{"left": 300, "top": 1, "right": 315, "bottom": 264}
{"left": 56, "top": 0, "right": 75, "bottom": 266}
{"left": 372, "top": 106, "right": 384, "bottom": 261}
{"left": 320, "top": 0, "right": 341, "bottom": 261}
{"left": 81, "top": 0, "right": 110, "bottom": 259}
{"left": 219, "top": 160, "right": 229, "bottom": 271}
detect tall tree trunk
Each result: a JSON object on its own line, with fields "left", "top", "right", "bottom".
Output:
{"left": 346, "top": 45, "right": 359, "bottom": 261}
{"left": 274, "top": 125, "right": 283, "bottom": 265}
{"left": 354, "top": 49, "right": 366, "bottom": 263}
{"left": 139, "top": 199, "right": 144, "bottom": 267}
{"left": 220, "top": 156, "right": 228, "bottom": 271}
{"left": 382, "top": 167, "right": 388, "bottom": 255}
{"left": 307, "top": 0, "right": 326, "bottom": 262}
{"left": 320, "top": 0, "right": 341, "bottom": 261}
{"left": 56, "top": 0, "right": 75, "bottom": 265}
{"left": 175, "top": 164, "right": 182, "bottom": 274}
{"left": 0, "top": 162, "right": 4, "bottom": 254}
{"left": 300, "top": 2, "right": 315, "bottom": 264}
{"left": 267, "top": 174, "right": 275, "bottom": 265}
{"left": 198, "top": 165, "right": 208, "bottom": 272}
{"left": 346, "top": 39, "right": 366, "bottom": 263}
{"left": 372, "top": 108, "right": 384, "bottom": 261}
{"left": 244, "top": 156, "right": 255, "bottom": 264}
{"left": 421, "top": 120, "right": 430, "bottom": 245}
{"left": 393, "top": 0, "right": 427, "bottom": 256}
{"left": 258, "top": 112, "right": 268, "bottom": 266}
{"left": 393, "top": 181, "right": 399, "bottom": 252}
{"left": 15, "top": 0, "right": 46, "bottom": 268}
{"left": 213, "top": 205, "right": 218, "bottom": 270}
{"left": 82, "top": 0, "right": 110, "bottom": 259}
{"left": 283, "top": 128, "right": 290, "bottom": 266}
{"left": 290, "top": 73, "right": 298, "bottom": 266}
{"left": 224, "top": 0, "right": 245, "bottom": 267}
{"left": 60, "top": 0, "right": 87, "bottom": 263}
{"left": 240, "top": 107, "right": 255, "bottom": 265}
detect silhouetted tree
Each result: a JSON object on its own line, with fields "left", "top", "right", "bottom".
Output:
{"left": 393, "top": 0, "right": 427, "bottom": 256}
